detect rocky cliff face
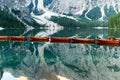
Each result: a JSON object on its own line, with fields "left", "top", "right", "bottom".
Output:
{"left": 0, "top": 0, "right": 120, "bottom": 21}
{"left": 25, "top": 0, "right": 120, "bottom": 20}
{"left": 45, "top": 0, "right": 120, "bottom": 20}
{"left": 0, "top": 0, "right": 30, "bottom": 9}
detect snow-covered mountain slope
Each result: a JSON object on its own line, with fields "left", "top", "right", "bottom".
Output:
{"left": 0, "top": 0, "right": 120, "bottom": 26}
{"left": 44, "top": 0, "right": 120, "bottom": 20}
{"left": 29, "top": 0, "right": 120, "bottom": 20}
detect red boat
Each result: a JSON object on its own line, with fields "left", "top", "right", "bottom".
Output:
{"left": 30, "top": 36, "right": 49, "bottom": 42}
{"left": 96, "top": 39, "right": 120, "bottom": 46}
{"left": 50, "top": 37, "right": 70, "bottom": 43}
{"left": 0, "top": 36, "right": 120, "bottom": 46}
{"left": 71, "top": 38, "right": 94, "bottom": 44}
{"left": 9, "top": 36, "right": 26, "bottom": 42}
{"left": 50, "top": 37, "right": 94, "bottom": 44}
{"left": 0, "top": 36, "right": 9, "bottom": 41}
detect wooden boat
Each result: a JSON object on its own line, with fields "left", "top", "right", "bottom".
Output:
{"left": 71, "top": 38, "right": 94, "bottom": 44}
{"left": 96, "top": 39, "right": 120, "bottom": 46}
{"left": 0, "top": 36, "right": 9, "bottom": 41}
{"left": 50, "top": 37, "right": 70, "bottom": 43}
{"left": 30, "top": 36, "right": 49, "bottom": 42}
{"left": 50, "top": 37, "right": 94, "bottom": 44}
{"left": 9, "top": 36, "right": 26, "bottom": 42}
{"left": 1, "top": 35, "right": 120, "bottom": 46}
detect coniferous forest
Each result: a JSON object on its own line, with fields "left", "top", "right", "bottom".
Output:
{"left": 108, "top": 13, "right": 120, "bottom": 29}
{"left": 50, "top": 16, "right": 106, "bottom": 27}
{"left": 108, "top": 13, "right": 120, "bottom": 38}
{"left": 0, "top": 9, "right": 25, "bottom": 29}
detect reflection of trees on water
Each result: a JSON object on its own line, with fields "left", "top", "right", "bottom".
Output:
{"left": 108, "top": 29, "right": 120, "bottom": 38}
{"left": 52, "top": 27, "right": 108, "bottom": 39}
{"left": 0, "top": 27, "right": 111, "bottom": 80}
{"left": 1, "top": 38, "right": 120, "bottom": 80}
{"left": 108, "top": 13, "right": 120, "bottom": 38}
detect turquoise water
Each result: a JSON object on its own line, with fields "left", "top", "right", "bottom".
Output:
{"left": 1, "top": 27, "right": 120, "bottom": 80}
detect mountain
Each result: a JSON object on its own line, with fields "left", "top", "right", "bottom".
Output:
{"left": 0, "top": 0, "right": 120, "bottom": 27}
{"left": 43, "top": 0, "right": 120, "bottom": 20}
{"left": 27, "top": 0, "right": 120, "bottom": 21}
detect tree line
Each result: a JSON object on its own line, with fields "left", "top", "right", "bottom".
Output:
{"left": 108, "top": 13, "right": 120, "bottom": 29}
{"left": 50, "top": 16, "right": 106, "bottom": 27}
{"left": 108, "top": 13, "right": 120, "bottom": 38}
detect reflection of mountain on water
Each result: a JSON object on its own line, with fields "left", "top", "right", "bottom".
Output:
{"left": 46, "top": 43, "right": 120, "bottom": 80}
{"left": 1, "top": 42, "right": 58, "bottom": 80}
{"left": 1, "top": 27, "right": 120, "bottom": 80}
{"left": 1, "top": 42, "right": 120, "bottom": 80}
{"left": 52, "top": 27, "right": 108, "bottom": 38}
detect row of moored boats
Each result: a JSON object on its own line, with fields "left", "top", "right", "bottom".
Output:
{"left": 0, "top": 36, "right": 119, "bottom": 46}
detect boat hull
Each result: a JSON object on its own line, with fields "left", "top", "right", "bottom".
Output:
{"left": 0, "top": 36, "right": 9, "bottom": 41}
{"left": 71, "top": 38, "right": 94, "bottom": 44}
{"left": 50, "top": 37, "right": 70, "bottom": 43}
{"left": 96, "top": 39, "right": 120, "bottom": 46}
{"left": 50, "top": 37, "right": 94, "bottom": 44}
{"left": 30, "top": 36, "right": 49, "bottom": 42}
{"left": 0, "top": 36, "right": 120, "bottom": 46}
{"left": 9, "top": 36, "right": 26, "bottom": 42}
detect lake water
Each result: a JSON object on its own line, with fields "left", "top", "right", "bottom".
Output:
{"left": 1, "top": 26, "right": 120, "bottom": 80}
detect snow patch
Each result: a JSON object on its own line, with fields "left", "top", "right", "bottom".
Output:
{"left": 16, "top": 76, "right": 29, "bottom": 80}
{"left": 1, "top": 72, "right": 16, "bottom": 80}
{"left": 57, "top": 75, "right": 70, "bottom": 80}
{"left": 0, "top": 27, "right": 4, "bottom": 30}
{"left": 37, "top": 0, "right": 44, "bottom": 10}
